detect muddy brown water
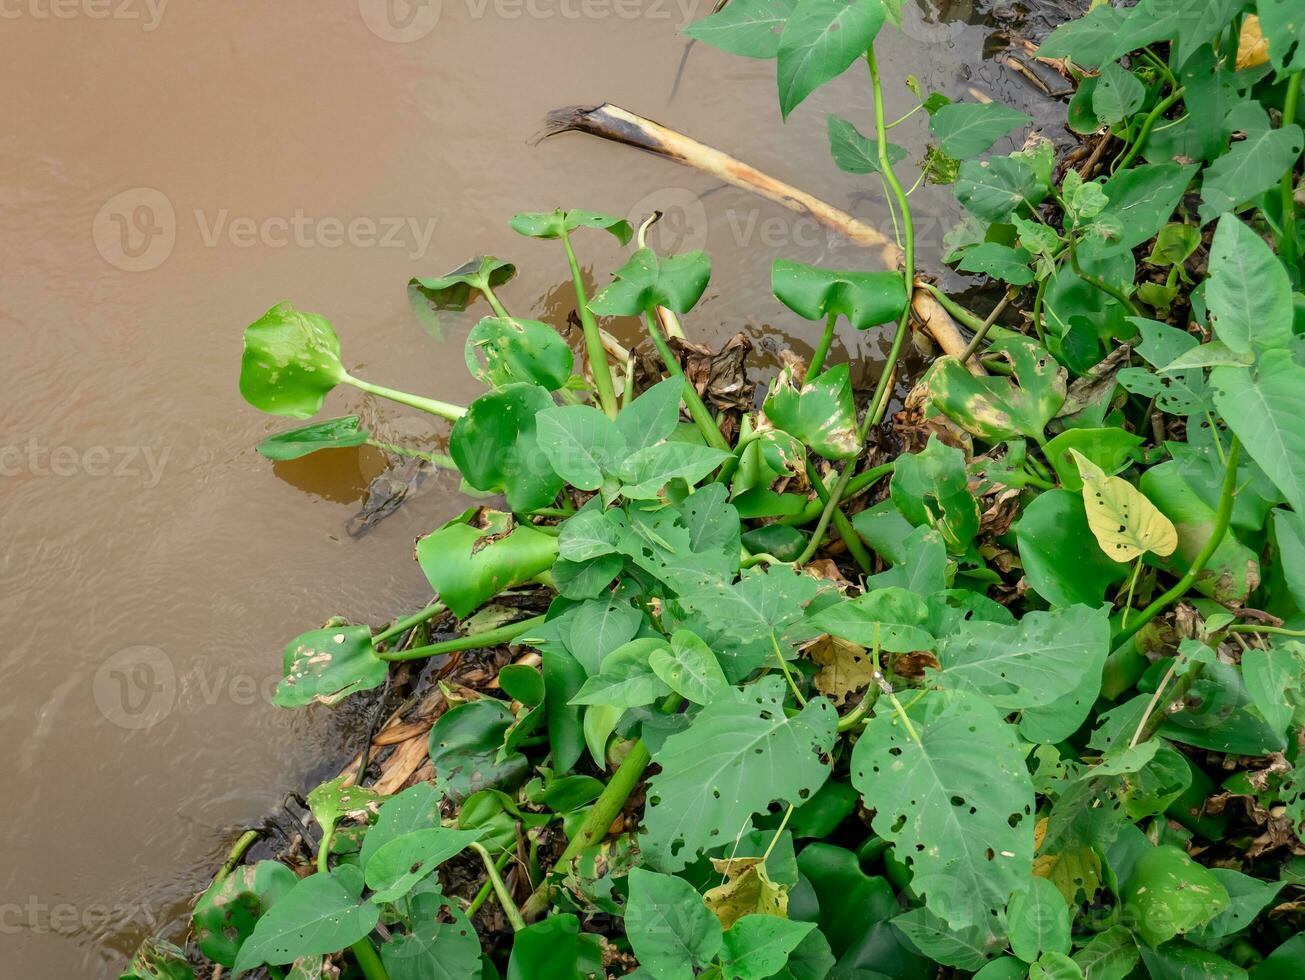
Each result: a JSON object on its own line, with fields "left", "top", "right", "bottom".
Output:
{"left": 1, "top": 2, "right": 1054, "bottom": 975}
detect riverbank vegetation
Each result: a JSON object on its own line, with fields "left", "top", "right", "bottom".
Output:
{"left": 125, "top": 2, "right": 1304, "bottom": 977}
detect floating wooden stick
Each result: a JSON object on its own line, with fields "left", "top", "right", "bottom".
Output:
{"left": 539, "top": 102, "right": 978, "bottom": 372}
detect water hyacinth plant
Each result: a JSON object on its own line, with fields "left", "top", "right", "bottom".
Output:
{"left": 123, "top": 2, "right": 1305, "bottom": 977}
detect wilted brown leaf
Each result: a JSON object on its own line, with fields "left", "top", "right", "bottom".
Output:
{"left": 806, "top": 635, "right": 875, "bottom": 705}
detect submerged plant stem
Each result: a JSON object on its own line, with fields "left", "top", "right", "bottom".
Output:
{"left": 378, "top": 614, "right": 547, "bottom": 662}
{"left": 561, "top": 228, "right": 619, "bottom": 418}
{"left": 344, "top": 375, "right": 466, "bottom": 422}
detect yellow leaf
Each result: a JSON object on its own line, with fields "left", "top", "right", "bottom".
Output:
{"left": 806, "top": 635, "right": 875, "bottom": 706}
{"left": 1070, "top": 449, "right": 1177, "bottom": 562}
{"left": 1237, "top": 16, "right": 1270, "bottom": 70}
{"left": 703, "top": 856, "right": 788, "bottom": 930}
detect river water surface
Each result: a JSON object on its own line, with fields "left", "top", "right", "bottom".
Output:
{"left": 0, "top": 2, "right": 1047, "bottom": 974}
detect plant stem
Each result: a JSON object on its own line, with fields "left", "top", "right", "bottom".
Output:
{"left": 796, "top": 44, "right": 915, "bottom": 567}
{"left": 801, "top": 458, "right": 873, "bottom": 571}
{"left": 917, "top": 281, "right": 985, "bottom": 332}
{"left": 762, "top": 806, "right": 795, "bottom": 862}
{"left": 1115, "top": 87, "right": 1184, "bottom": 172}
{"left": 772, "top": 631, "right": 807, "bottom": 706}
{"left": 1279, "top": 71, "right": 1302, "bottom": 266}
{"left": 960, "top": 293, "right": 1013, "bottom": 364}
{"left": 470, "top": 842, "right": 526, "bottom": 931}
{"left": 378, "top": 614, "right": 547, "bottom": 662}
{"left": 560, "top": 227, "right": 619, "bottom": 418}
{"left": 366, "top": 440, "right": 457, "bottom": 469}
{"left": 1102, "top": 440, "right": 1240, "bottom": 699}
{"left": 1067, "top": 239, "right": 1139, "bottom": 315}
{"left": 1229, "top": 623, "right": 1305, "bottom": 638}
{"left": 213, "top": 830, "right": 261, "bottom": 886}
{"left": 520, "top": 738, "right": 652, "bottom": 921}
{"left": 481, "top": 284, "right": 511, "bottom": 320}
{"left": 344, "top": 375, "right": 466, "bottom": 422}
{"left": 465, "top": 847, "right": 514, "bottom": 918}
{"left": 642, "top": 311, "right": 730, "bottom": 451}
{"left": 350, "top": 939, "right": 390, "bottom": 980}
{"left": 806, "top": 312, "right": 839, "bottom": 381}
{"left": 373, "top": 601, "right": 445, "bottom": 645}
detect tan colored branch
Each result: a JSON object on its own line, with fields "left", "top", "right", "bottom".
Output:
{"left": 540, "top": 102, "right": 978, "bottom": 372}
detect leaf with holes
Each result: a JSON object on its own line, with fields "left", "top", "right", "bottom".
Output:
{"left": 1071, "top": 449, "right": 1177, "bottom": 562}
{"left": 641, "top": 676, "right": 836, "bottom": 871}
{"left": 273, "top": 625, "right": 386, "bottom": 709}
{"left": 232, "top": 870, "right": 379, "bottom": 976}
{"left": 464, "top": 316, "right": 573, "bottom": 391}
{"left": 931, "top": 605, "right": 1110, "bottom": 711}
{"left": 851, "top": 689, "right": 1035, "bottom": 930}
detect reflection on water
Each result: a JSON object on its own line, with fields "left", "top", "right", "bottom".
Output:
{"left": 0, "top": 1, "right": 1040, "bottom": 974}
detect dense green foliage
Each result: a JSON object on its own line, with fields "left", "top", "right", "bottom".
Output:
{"left": 123, "top": 2, "right": 1305, "bottom": 978}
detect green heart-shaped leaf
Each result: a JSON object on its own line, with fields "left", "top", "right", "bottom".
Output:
{"left": 240, "top": 302, "right": 349, "bottom": 419}
{"left": 919, "top": 335, "right": 1066, "bottom": 442}
{"left": 273, "top": 625, "right": 386, "bottom": 708}
{"left": 771, "top": 259, "right": 907, "bottom": 328}
{"left": 416, "top": 510, "right": 558, "bottom": 618}
{"left": 509, "top": 208, "right": 632, "bottom": 244}
{"left": 589, "top": 247, "right": 712, "bottom": 316}
{"left": 449, "top": 383, "right": 563, "bottom": 511}
{"left": 464, "top": 316, "right": 573, "bottom": 391}
{"left": 409, "top": 255, "right": 516, "bottom": 311}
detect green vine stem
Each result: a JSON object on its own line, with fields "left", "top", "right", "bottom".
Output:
{"left": 342, "top": 374, "right": 466, "bottom": 422}
{"left": 372, "top": 601, "right": 446, "bottom": 646}
{"left": 466, "top": 848, "right": 514, "bottom": 918}
{"left": 366, "top": 440, "right": 458, "bottom": 469}
{"left": 1102, "top": 439, "right": 1240, "bottom": 698}
{"left": 796, "top": 43, "right": 915, "bottom": 567}
{"left": 212, "top": 829, "right": 261, "bottom": 887}
{"left": 470, "top": 842, "right": 526, "bottom": 931}
{"left": 519, "top": 737, "right": 653, "bottom": 921}
{"left": 377, "top": 614, "right": 547, "bottom": 662}
{"left": 481, "top": 284, "right": 511, "bottom": 320}
{"left": 1114, "top": 87, "right": 1184, "bottom": 172}
{"left": 350, "top": 938, "right": 390, "bottom": 980}
{"left": 1279, "top": 71, "right": 1302, "bottom": 266}
{"left": 560, "top": 227, "right": 620, "bottom": 418}
{"left": 806, "top": 312, "right": 839, "bottom": 381}
{"left": 802, "top": 458, "right": 873, "bottom": 571}
{"left": 641, "top": 311, "right": 731, "bottom": 451}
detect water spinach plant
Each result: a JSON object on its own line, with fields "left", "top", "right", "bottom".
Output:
{"left": 124, "top": 2, "right": 1305, "bottom": 978}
